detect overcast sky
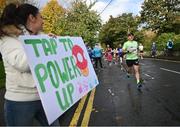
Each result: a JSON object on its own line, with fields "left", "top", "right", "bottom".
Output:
{"left": 38, "top": 0, "right": 144, "bottom": 23}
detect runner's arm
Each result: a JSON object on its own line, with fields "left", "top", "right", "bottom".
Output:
{"left": 122, "top": 43, "right": 128, "bottom": 54}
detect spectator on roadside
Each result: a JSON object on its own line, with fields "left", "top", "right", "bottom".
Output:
{"left": 166, "top": 39, "right": 174, "bottom": 56}
{"left": 151, "top": 42, "right": 157, "bottom": 58}
{"left": 0, "top": 3, "right": 59, "bottom": 126}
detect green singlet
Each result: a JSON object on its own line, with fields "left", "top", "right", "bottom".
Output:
{"left": 122, "top": 41, "right": 138, "bottom": 60}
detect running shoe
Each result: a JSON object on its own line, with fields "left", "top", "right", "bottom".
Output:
{"left": 137, "top": 83, "right": 142, "bottom": 90}
{"left": 126, "top": 73, "right": 130, "bottom": 78}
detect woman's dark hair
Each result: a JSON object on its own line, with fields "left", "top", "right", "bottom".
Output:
{"left": 0, "top": 3, "right": 39, "bottom": 36}
{"left": 16, "top": 4, "right": 39, "bottom": 26}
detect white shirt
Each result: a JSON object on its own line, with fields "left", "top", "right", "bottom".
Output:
{"left": 139, "top": 45, "right": 144, "bottom": 51}
{"left": 0, "top": 26, "right": 40, "bottom": 101}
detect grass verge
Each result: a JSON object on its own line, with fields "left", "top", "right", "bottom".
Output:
{"left": 0, "top": 61, "right": 5, "bottom": 88}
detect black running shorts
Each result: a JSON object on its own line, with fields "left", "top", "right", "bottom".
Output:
{"left": 126, "top": 59, "right": 139, "bottom": 67}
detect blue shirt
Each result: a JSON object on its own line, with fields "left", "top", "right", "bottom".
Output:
{"left": 92, "top": 47, "right": 102, "bottom": 58}
{"left": 167, "top": 41, "right": 173, "bottom": 49}
{"left": 87, "top": 48, "right": 92, "bottom": 58}
{"left": 118, "top": 48, "right": 123, "bottom": 56}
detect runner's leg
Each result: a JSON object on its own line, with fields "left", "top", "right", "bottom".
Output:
{"left": 133, "top": 63, "right": 142, "bottom": 90}
{"left": 133, "top": 65, "right": 140, "bottom": 84}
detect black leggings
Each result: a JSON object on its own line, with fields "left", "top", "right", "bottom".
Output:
{"left": 94, "top": 57, "right": 103, "bottom": 68}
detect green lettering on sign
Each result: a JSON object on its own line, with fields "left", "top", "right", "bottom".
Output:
{"left": 64, "top": 57, "right": 75, "bottom": 80}
{"left": 50, "top": 38, "right": 57, "bottom": 55}
{"left": 67, "top": 83, "right": 74, "bottom": 104}
{"left": 24, "top": 39, "right": 41, "bottom": 57}
{"left": 67, "top": 38, "right": 73, "bottom": 50}
{"left": 47, "top": 61, "right": 59, "bottom": 89}
{"left": 59, "top": 38, "right": 74, "bottom": 52}
{"left": 54, "top": 60, "right": 69, "bottom": 84}
{"left": 34, "top": 63, "right": 48, "bottom": 93}
{"left": 56, "top": 88, "right": 70, "bottom": 111}
{"left": 59, "top": 38, "right": 68, "bottom": 51}
{"left": 41, "top": 39, "right": 53, "bottom": 56}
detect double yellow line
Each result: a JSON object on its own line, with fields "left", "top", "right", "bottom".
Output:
{"left": 69, "top": 88, "right": 96, "bottom": 127}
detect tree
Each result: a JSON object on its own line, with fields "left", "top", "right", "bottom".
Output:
{"left": 59, "top": 0, "right": 101, "bottom": 46}
{"left": 140, "top": 0, "right": 180, "bottom": 34}
{"left": 0, "top": 0, "right": 37, "bottom": 16}
{"left": 41, "top": 0, "right": 65, "bottom": 34}
{"left": 156, "top": 33, "right": 176, "bottom": 51}
{"left": 99, "top": 13, "right": 141, "bottom": 48}
{"left": 5, "top": 0, "right": 37, "bottom": 5}
{"left": 0, "top": 0, "right": 6, "bottom": 15}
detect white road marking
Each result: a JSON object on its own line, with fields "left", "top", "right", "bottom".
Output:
{"left": 108, "top": 89, "right": 112, "bottom": 93}
{"left": 108, "top": 89, "right": 115, "bottom": 96}
{"left": 144, "top": 73, "right": 154, "bottom": 79}
{"left": 160, "top": 67, "right": 180, "bottom": 75}
{"left": 144, "top": 74, "right": 151, "bottom": 77}
{"left": 140, "top": 63, "right": 145, "bottom": 66}
{"left": 145, "top": 58, "right": 180, "bottom": 63}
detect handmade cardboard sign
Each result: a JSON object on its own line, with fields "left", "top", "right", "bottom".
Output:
{"left": 19, "top": 35, "right": 99, "bottom": 124}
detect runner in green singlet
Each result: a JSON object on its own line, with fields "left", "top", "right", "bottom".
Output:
{"left": 122, "top": 33, "right": 142, "bottom": 90}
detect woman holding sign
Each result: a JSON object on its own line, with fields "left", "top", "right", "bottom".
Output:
{"left": 0, "top": 3, "right": 59, "bottom": 126}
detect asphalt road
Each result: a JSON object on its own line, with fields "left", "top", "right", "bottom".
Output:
{"left": 0, "top": 58, "right": 180, "bottom": 126}
{"left": 89, "top": 58, "right": 180, "bottom": 126}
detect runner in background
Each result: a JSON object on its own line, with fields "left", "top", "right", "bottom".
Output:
{"left": 113, "top": 48, "right": 118, "bottom": 65}
{"left": 139, "top": 43, "right": 144, "bottom": 59}
{"left": 122, "top": 33, "right": 142, "bottom": 90}
{"left": 118, "top": 44, "right": 124, "bottom": 70}
{"left": 105, "top": 45, "right": 113, "bottom": 66}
